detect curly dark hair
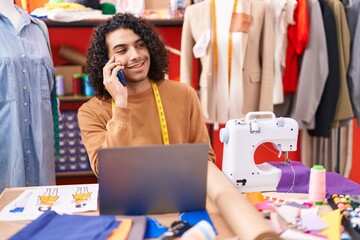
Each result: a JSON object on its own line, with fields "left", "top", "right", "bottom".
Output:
{"left": 86, "top": 13, "right": 169, "bottom": 99}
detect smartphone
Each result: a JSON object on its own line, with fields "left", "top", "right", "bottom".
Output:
{"left": 104, "top": 58, "right": 126, "bottom": 86}
{"left": 117, "top": 69, "right": 126, "bottom": 87}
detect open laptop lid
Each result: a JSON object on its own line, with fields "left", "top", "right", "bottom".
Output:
{"left": 98, "top": 143, "right": 208, "bottom": 215}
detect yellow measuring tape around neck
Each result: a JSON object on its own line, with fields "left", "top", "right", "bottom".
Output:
{"left": 111, "top": 81, "right": 169, "bottom": 145}
{"left": 211, "top": 0, "right": 218, "bottom": 79}
{"left": 211, "top": 0, "right": 239, "bottom": 87}
{"left": 151, "top": 81, "right": 169, "bottom": 145}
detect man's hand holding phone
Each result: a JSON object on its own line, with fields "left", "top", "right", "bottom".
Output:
{"left": 103, "top": 56, "right": 128, "bottom": 108}
{"left": 104, "top": 56, "right": 126, "bottom": 86}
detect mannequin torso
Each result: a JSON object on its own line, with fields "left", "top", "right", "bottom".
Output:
{"left": 214, "top": 0, "right": 250, "bottom": 121}
{"left": 180, "top": 0, "right": 275, "bottom": 124}
{"left": 0, "top": 0, "right": 56, "bottom": 191}
{"left": 0, "top": 0, "right": 21, "bottom": 30}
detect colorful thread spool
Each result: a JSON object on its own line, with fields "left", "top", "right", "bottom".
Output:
{"left": 180, "top": 220, "right": 216, "bottom": 240}
{"left": 55, "top": 74, "right": 65, "bottom": 96}
{"left": 82, "top": 74, "right": 94, "bottom": 96}
{"left": 72, "top": 73, "right": 83, "bottom": 96}
{"left": 308, "top": 165, "right": 326, "bottom": 205}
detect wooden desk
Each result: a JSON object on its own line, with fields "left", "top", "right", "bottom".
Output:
{"left": 0, "top": 186, "right": 235, "bottom": 240}
{"left": 4, "top": 164, "right": 325, "bottom": 239}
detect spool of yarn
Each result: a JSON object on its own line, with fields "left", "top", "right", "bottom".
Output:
{"left": 82, "top": 74, "right": 94, "bottom": 96}
{"left": 180, "top": 220, "right": 216, "bottom": 240}
{"left": 72, "top": 73, "right": 83, "bottom": 96}
{"left": 56, "top": 75, "right": 65, "bottom": 96}
{"left": 308, "top": 165, "right": 326, "bottom": 205}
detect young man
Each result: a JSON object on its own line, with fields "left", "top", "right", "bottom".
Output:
{"left": 78, "top": 13, "right": 216, "bottom": 176}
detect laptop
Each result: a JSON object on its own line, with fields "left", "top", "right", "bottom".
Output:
{"left": 98, "top": 143, "right": 209, "bottom": 215}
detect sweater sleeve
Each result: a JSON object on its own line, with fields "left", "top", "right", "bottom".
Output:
{"left": 78, "top": 100, "right": 133, "bottom": 176}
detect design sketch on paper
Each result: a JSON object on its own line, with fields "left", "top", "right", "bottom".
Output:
{"left": 9, "top": 191, "right": 33, "bottom": 213}
{"left": 72, "top": 186, "right": 92, "bottom": 208}
{"left": 37, "top": 188, "right": 59, "bottom": 212}
{"left": 0, "top": 184, "right": 99, "bottom": 221}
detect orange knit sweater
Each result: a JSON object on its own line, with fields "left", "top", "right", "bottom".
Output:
{"left": 78, "top": 80, "right": 216, "bottom": 176}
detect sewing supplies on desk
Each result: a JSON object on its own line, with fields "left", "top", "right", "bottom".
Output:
{"left": 145, "top": 210, "right": 217, "bottom": 240}
{"left": 284, "top": 207, "right": 304, "bottom": 231}
{"left": 245, "top": 192, "right": 329, "bottom": 238}
{"left": 155, "top": 220, "right": 216, "bottom": 240}
{"left": 220, "top": 111, "right": 299, "bottom": 192}
{"left": 156, "top": 220, "right": 191, "bottom": 240}
{"left": 328, "top": 194, "right": 360, "bottom": 239}
{"left": 309, "top": 165, "right": 326, "bottom": 205}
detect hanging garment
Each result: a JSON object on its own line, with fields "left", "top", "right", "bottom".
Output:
{"left": 282, "top": 0, "right": 309, "bottom": 93}
{"left": 291, "top": 0, "right": 330, "bottom": 132}
{"left": 326, "top": 0, "right": 353, "bottom": 126}
{"left": 307, "top": 0, "right": 340, "bottom": 137}
{"left": 180, "top": 0, "right": 274, "bottom": 124}
{"left": 267, "top": 0, "right": 297, "bottom": 105}
{"left": 343, "top": 0, "right": 360, "bottom": 126}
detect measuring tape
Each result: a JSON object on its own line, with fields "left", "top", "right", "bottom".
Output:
{"left": 151, "top": 81, "right": 169, "bottom": 145}
{"left": 211, "top": 0, "right": 239, "bottom": 88}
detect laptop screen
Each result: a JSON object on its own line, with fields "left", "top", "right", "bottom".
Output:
{"left": 98, "top": 143, "right": 209, "bottom": 215}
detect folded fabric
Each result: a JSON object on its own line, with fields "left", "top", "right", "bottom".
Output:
{"left": 107, "top": 218, "right": 132, "bottom": 240}
{"left": 270, "top": 160, "right": 310, "bottom": 193}
{"left": 269, "top": 161, "right": 360, "bottom": 195}
{"left": 10, "top": 211, "right": 120, "bottom": 240}
{"left": 47, "top": 8, "right": 112, "bottom": 22}
{"left": 125, "top": 215, "right": 147, "bottom": 240}
{"left": 326, "top": 172, "right": 360, "bottom": 195}
{"left": 144, "top": 216, "right": 168, "bottom": 238}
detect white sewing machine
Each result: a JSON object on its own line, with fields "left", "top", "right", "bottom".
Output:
{"left": 219, "top": 112, "right": 299, "bottom": 192}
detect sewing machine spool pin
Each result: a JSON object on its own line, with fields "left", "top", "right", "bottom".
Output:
{"left": 220, "top": 111, "right": 299, "bottom": 192}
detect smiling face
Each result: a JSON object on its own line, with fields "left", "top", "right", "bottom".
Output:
{"left": 106, "top": 28, "right": 151, "bottom": 85}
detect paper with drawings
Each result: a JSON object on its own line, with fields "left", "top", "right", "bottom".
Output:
{"left": 0, "top": 184, "right": 98, "bottom": 221}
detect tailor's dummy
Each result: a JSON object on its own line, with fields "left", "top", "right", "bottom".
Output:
{"left": 180, "top": 0, "right": 275, "bottom": 125}
{"left": 0, "top": 0, "right": 56, "bottom": 193}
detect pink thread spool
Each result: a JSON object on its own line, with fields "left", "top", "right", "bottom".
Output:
{"left": 308, "top": 165, "right": 326, "bottom": 205}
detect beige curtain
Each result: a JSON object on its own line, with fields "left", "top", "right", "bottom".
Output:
{"left": 301, "top": 120, "right": 353, "bottom": 177}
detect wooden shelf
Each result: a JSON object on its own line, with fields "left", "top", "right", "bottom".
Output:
{"left": 58, "top": 95, "right": 92, "bottom": 110}
{"left": 56, "top": 170, "right": 95, "bottom": 177}
{"left": 43, "top": 17, "right": 183, "bottom": 28}
{"left": 56, "top": 171, "right": 98, "bottom": 185}
{"left": 58, "top": 95, "right": 92, "bottom": 102}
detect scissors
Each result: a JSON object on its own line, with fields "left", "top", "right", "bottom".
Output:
{"left": 156, "top": 220, "right": 191, "bottom": 240}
